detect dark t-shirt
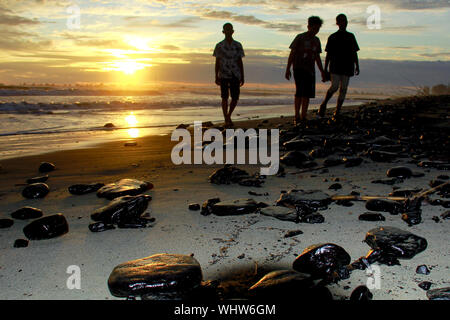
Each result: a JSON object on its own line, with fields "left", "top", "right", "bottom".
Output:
{"left": 289, "top": 32, "right": 322, "bottom": 74}
{"left": 325, "top": 30, "right": 359, "bottom": 77}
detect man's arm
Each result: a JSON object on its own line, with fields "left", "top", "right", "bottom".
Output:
{"left": 285, "top": 50, "right": 294, "bottom": 80}
{"left": 215, "top": 57, "right": 221, "bottom": 85}
{"left": 315, "top": 54, "right": 326, "bottom": 81}
{"left": 354, "top": 51, "right": 360, "bottom": 75}
{"left": 324, "top": 52, "right": 330, "bottom": 73}
{"left": 238, "top": 57, "right": 244, "bottom": 86}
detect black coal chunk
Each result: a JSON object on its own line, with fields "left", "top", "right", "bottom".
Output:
{"left": 23, "top": 214, "right": 69, "bottom": 240}
{"left": 284, "top": 230, "right": 303, "bottom": 238}
{"left": 280, "top": 151, "right": 311, "bottom": 166}
{"left": 26, "top": 175, "right": 48, "bottom": 184}
{"left": 364, "top": 226, "right": 427, "bottom": 260}
{"left": 401, "top": 197, "right": 423, "bottom": 226}
{"left": 208, "top": 165, "right": 250, "bottom": 184}
{"left": 188, "top": 203, "right": 200, "bottom": 211}
{"left": 416, "top": 265, "right": 430, "bottom": 275}
{"left": 276, "top": 189, "right": 332, "bottom": 209}
{"left": 22, "top": 183, "right": 49, "bottom": 199}
{"left": 210, "top": 198, "right": 258, "bottom": 216}
{"left": 248, "top": 270, "right": 314, "bottom": 300}
{"left": 418, "top": 281, "right": 432, "bottom": 291}
{"left": 97, "top": 179, "right": 153, "bottom": 200}
{"left": 91, "top": 194, "right": 152, "bottom": 225}
{"left": 39, "top": 162, "right": 55, "bottom": 173}
{"left": 89, "top": 222, "right": 115, "bottom": 232}
{"left": 386, "top": 166, "right": 413, "bottom": 179}
{"left": 371, "top": 177, "right": 404, "bottom": 185}
{"left": 11, "top": 207, "right": 43, "bottom": 220}
{"left": 69, "top": 183, "right": 105, "bottom": 195}
{"left": 358, "top": 212, "right": 385, "bottom": 221}
{"left": 426, "top": 287, "right": 450, "bottom": 300}
{"left": 365, "top": 199, "right": 403, "bottom": 215}
{"left": 343, "top": 157, "right": 363, "bottom": 167}
{"left": 108, "top": 253, "right": 203, "bottom": 299}
{"left": 369, "top": 150, "right": 398, "bottom": 162}
{"left": 0, "top": 218, "right": 14, "bottom": 228}
{"left": 350, "top": 285, "right": 373, "bottom": 301}
{"left": 14, "top": 239, "right": 29, "bottom": 248}
{"left": 293, "top": 243, "right": 351, "bottom": 280}
{"left": 328, "top": 183, "right": 342, "bottom": 190}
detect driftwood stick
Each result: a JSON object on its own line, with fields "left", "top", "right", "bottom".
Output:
{"left": 331, "top": 181, "right": 450, "bottom": 202}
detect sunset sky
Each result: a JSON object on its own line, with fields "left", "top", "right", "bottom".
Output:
{"left": 0, "top": 0, "right": 449, "bottom": 87}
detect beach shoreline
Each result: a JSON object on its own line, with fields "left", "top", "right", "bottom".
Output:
{"left": 0, "top": 95, "right": 449, "bottom": 300}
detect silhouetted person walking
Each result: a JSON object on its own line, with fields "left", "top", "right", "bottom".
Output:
{"left": 285, "top": 16, "right": 326, "bottom": 125}
{"left": 213, "top": 23, "right": 245, "bottom": 127}
{"left": 319, "top": 14, "right": 360, "bottom": 118}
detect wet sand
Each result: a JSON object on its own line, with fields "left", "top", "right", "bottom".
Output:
{"left": 0, "top": 96, "right": 448, "bottom": 300}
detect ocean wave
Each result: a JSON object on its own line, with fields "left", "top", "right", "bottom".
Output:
{"left": 0, "top": 97, "right": 292, "bottom": 115}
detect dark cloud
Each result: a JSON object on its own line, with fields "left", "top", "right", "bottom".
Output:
{"left": 0, "top": 12, "right": 40, "bottom": 25}
{"left": 197, "top": 8, "right": 301, "bottom": 32}
{"left": 124, "top": 16, "right": 200, "bottom": 28}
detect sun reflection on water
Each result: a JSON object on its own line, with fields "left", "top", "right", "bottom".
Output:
{"left": 127, "top": 128, "right": 140, "bottom": 138}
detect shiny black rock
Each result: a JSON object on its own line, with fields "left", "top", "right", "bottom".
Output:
{"left": 91, "top": 194, "right": 152, "bottom": 225}
{"left": 350, "top": 285, "right": 373, "bottom": 301}
{"left": 22, "top": 183, "right": 49, "bottom": 199}
{"left": 0, "top": 218, "right": 14, "bottom": 229}
{"left": 365, "top": 199, "right": 403, "bottom": 215}
{"left": 364, "top": 226, "right": 427, "bottom": 260}
{"left": 293, "top": 243, "right": 351, "bottom": 280}
{"left": 97, "top": 179, "right": 153, "bottom": 200}
{"left": 386, "top": 166, "right": 413, "bottom": 179}
{"left": 23, "top": 214, "right": 69, "bottom": 240}
{"left": 358, "top": 212, "right": 385, "bottom": 221}
{"left": 11, "top": 207, "right": 43, "bottom": 220}
{"left": 39, "top": 162, "right": 55, "bottom": 173}
{"left": 108, "top": 253, "right": 203, "bottom": 299}
{"left": 69, "top": 183, "right": 105, "bottom": 195}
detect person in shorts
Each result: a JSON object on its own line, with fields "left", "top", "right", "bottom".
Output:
{"left": 319, "top": 14, "right": 360, "bottom": 118}
{"left": 213, "top": 23, "right": 245, "bottom": 127}
{"left": 285, "top": 16, "right": 326, "bottom": 125}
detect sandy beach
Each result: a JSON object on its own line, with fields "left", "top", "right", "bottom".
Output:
{"left": 0, "top": 95, "right": 449, "bottom": 301}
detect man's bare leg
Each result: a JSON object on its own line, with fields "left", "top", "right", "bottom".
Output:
{"left": 294, "top": 96, "right": 301, "bottom": 124}
{"left": 300, "top": 97, "right": 310, "bottom": 121}
{"left": 222, "top": 98, "right": 229, "bottom": 123}
{"left": 227, "top": 98, "right": 238, "bottom": 125}
{"left": 319, "top": 90, "right": 334, "bottom": 117}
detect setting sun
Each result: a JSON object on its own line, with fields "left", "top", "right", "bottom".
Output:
{"left": 110, "top": 60, "right": 148, "bottom": 75}
{"left": 125, "top": 113, "right": 138, "bottom": 126}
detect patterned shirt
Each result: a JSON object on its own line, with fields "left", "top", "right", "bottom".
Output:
{"left": 213, "top": 39, "right": 245, "bottom": 79}
{"left": 289, "top": 32, "right": 322, "bottom": 74}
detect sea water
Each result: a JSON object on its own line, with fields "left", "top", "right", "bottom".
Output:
{"left": 0, "top": 89, "right": 364, "bottom": 159}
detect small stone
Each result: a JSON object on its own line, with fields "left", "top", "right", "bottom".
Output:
{"left": 200, "top": 198, "right": 221, "bottom": 216}
{"left": 89, "top": 222, "right": 115, "bottom": 232}
{"left": 14, "top": 239, "right": 29, "bottom": 248}
{"left": 104, "top": 123, "right": 115, "bottom": 128}
{"left": 387, "top": 166, "right": 413, "bottom": 179}
{"left": 350, "top": 285, "right": 373, "bottom": 301}
{"left": 284, "top": 230, "right": 303, "bottom": 238}
{"left": 22, "top": 183, "right": 50, "bottom": 199}
{"left": 26, "top": 175, "right": 48, "bottom": 184}
{"left": 358, "top": 212, "right": 385, "bottom": 221}
{"left": 69, "top": 183, "right": 105, "bottom": 195}
{"left": 416, "top": 265, "right": 430, "bottom": 275}
{"left": 365, "top": 199, "right": 403, "bottom": 215}
{"left": 211, "top": 198, "right": 258, "bottom": 216}
{"left": 328, "top": 183, "right": 342, "bottom": 190}
{"left": 0, "top": 218, "right": 14, "bottom": 229}
{"left": 23, "top": 214, "right": 69, "bottom": 240}
{"left": 39, "top": 162, "right": 55, "bottom": 173}
{"left": 188, "top": 203, "right": 200, "bottom": 211}
{"left": 11, "top": 207, "right": 43, "bottom": 220}
{"left": 259, "top": 206, "right": 298, "bottom": 222}
{"left": 418, "top": 281, "right": 432, "bottom": 290}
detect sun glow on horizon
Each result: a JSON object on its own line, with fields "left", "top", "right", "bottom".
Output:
{"left": 125, "top": 113, "right": 138, "bottom": 126}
